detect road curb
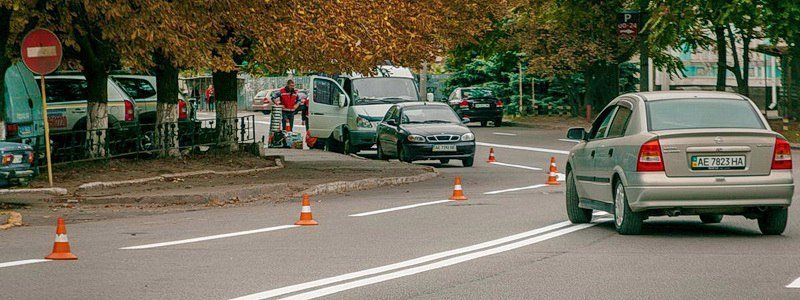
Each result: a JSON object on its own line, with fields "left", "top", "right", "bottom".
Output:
{"left": 0, "top": 187, "right": 68, "bottom": 196}
{"left": 296, "top": 167, "right": 440, "bottom": 197}
{"left": 76, "top": 158, "right": 285, "bottom": 192}
{"left": 77, "top": 183, "right": 292, "bottom": 205}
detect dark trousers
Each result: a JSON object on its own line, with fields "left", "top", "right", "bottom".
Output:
{"left": 282, "top": 110, "right": 295, "bottom": 131}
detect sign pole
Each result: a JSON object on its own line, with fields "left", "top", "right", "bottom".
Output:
{"left": 39, "top": 75, "right": 54, "bottom": 186}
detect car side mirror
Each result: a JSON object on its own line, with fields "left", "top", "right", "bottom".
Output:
{"left": 426, "top": 92, "right": 435, "bottom": 102}
{"left": 462, "top": 117, "right": 470, "bottom": 124}
{"left": 386, "top": 119, "right": 397, "bottom": 126}
{"left": 337, "top": 94, "right": 347, "bottom": 108}
{"left": 567, "top": 127, "right": 587, "bottom": 141}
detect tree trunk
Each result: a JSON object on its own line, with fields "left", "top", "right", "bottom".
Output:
{"left": 418, "top": 63, "right": 428, "bottom": 100}
{"left": 212, "top": 70, "right": 239, "bottom": 152}
{"left": 584, "top": 62, "right": 620, "bottom": 113}
{"left": 84, "top": 70, "right": 109, "bottom": 158}
{"left": 153, "top": 50, "right": 180, "bottom": 157}
{"left": 741, "top": 35, "right": 751, "bottom": 97}
{"left": 0, "top": 7, "right": 12, "bottom": 140}
{"left": 726, "top": 25, "right": 748, "bottom": 97}
{"left": 714, "top": 26, "right": 728, "bottom": 92}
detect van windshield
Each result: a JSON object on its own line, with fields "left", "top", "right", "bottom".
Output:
{"left": 352, "top": 78, "right": 418, "bottom": 105}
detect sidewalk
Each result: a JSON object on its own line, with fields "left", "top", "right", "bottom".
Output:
{"left": 0, "top": 149, "right": 436, "bottom": 227}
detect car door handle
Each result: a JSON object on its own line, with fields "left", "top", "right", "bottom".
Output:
{"left": 608, "top": 148, "right": 614, "bottom": 157}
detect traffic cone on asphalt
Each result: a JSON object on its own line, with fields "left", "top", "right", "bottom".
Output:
{"left": 45, "top": 218, "right": 77, "bottom": 260}
{"left": 486, "top": 148, "right": 497, "bottom": 163}
{"left": 449, "top": 176, "right": 468, "bottom": 201}
{"left": 546, "top": 157, "right": 560, "bottom": 186}
{"left": 285, "top": 124, "right": 292, "bottom": 132}
{"left": 294, "top": 194, "right": 318, "bottom": 226}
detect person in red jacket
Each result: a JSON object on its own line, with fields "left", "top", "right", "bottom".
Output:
{"left": 204, "top": 84, "right": 215, "bottom": 112}
{"left": 271, "top": 80, "right": 299, "bottom": 131}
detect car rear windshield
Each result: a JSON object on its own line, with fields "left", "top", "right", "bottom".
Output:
{"left": 646, "top": 99, "right": 765, "bottom": 131}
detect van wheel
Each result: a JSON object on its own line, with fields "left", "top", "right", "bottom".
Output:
{"left": 613, "top": 181, "right": 643, "bottom": 235}
{"left": 758, "top": 208, "right": 788, "bottom": 235}
{"left": 343, "top": 133, "right": 354, "bottom": 154}
{"left": 566, "top": 171, "right": 592, "bottom": 224}
{"left": 699, "top": 214, "right": 723, "bottom": 224}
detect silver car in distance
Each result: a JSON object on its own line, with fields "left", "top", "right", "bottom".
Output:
{"left": 565, "top": 91, "right": 794, "bottom": 235}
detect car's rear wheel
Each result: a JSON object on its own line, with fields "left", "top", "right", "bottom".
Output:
{"left": 480, "top": 121, "right": 488, "bottom": 127}
{"left": 439, "top": 159, "right": 450, "bottom": 165}
{"left": 494, "top": 118, "right": 502, "bottom": 127}
{"left": 613, "top": 181, "right": 643, "bottom": 235}
{"left": 461, "top": 156, "right": 474, "bottom": 167}
{"left": 699, "top": 214, "right": 723, "bottom": 224}
{"left": 566, "top": 171, "right": 592, "bottom": 224}
{"left": 758, "top": 208, "right": 788, "bottom": 235}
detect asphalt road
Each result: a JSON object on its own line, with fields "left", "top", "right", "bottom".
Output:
{"left": 2, "top": 123, "right": 799, "bottom": 299}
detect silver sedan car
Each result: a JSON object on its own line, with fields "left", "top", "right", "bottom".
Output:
{"left": 565, "top": 91, "right": 794, "bottom": 235}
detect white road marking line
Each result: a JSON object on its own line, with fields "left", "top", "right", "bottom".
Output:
{"left": 787, "top": 277, "right": 800, "bottom": 288}
{"left": 484, "top": 184, "right": 547, "bottom": 195}
{"left": 476, "top": 142, "right": 570, "bottom": 155}
{"left": 119, "top": 225, "right": 300, "bottom": 250}
{"left": 492, "top": 132, "right": 517, "bottom": 136}
{"left": 230, "top": 220, "right": 578, "bottom": 300}
{"left": 489, "top": 162, "right": 542, "bottom": 171}
{"left": 0, "top": 259, "right": 50, "bottom": 268}
{"left": 349, "top": 200, "right": 453, "bottom": 217}
{"left": 558, "top": 139, "right": 581, "bottom": 143}
{"left": 278, "top": 219, "right": 611, "bottom": 300}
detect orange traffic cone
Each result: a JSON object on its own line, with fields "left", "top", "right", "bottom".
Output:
{"left": 449, "top": 176, "right": 468, "bottom": 201}
{"left": 45, "top": 218, "right": 77, "bottom": 260}
{"left": 285, "top": 123, "right": 292, "bottom": 132}
{"left": 486, "top": 147, "right": 497, "bottom": 163}
{"left": 546, "top": 157, "right": 560, "bottom": 186}
{"left": 294, "top": 194, "right": 318, "bottom": 226}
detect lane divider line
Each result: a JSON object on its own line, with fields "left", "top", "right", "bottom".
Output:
{"left": 492, "top": 132, "right": 517, "bottom": 136}
{"left": 476, "top": 142, "right": 570, "bottom": 155}
{"left": 0, "top": 259, "right": 50, "bottom": 269}
{"left": 484, "top": 184, "right": 548, "bottom": 195}
{"left": 787, "top": 277, "right": 800, "bottom": 288}
{"left": 277, "top": 219, "right": 612, "bottom": 300}
{"left": 489, "top": 162, "right": 542, "bottom": 171}
{"left": 349, "top": 200, "right": 453, "bottom": 217}
{"left": 558, "top": 139, "right": 581, "bottom": 143}
{"left": 229, "top": 219, "right": 581, "bottom": 300}
{"left": 119, "top": 225, "right": 300, "bottom": 250}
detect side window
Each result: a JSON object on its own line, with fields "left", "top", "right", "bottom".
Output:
{"left": 606, "top": 106, "right": 633, "bottom": 138}
{"left": 44, "top": 79, "right": 88, "bottom": 103}
{"left": 313, "top": 79, "right": 333, "bottom": 105}
{"left": 113, "top": 78, "right": 156, "bottom": 99}
{"left": 589, "top": 106, "right": 617, "bottom": 140}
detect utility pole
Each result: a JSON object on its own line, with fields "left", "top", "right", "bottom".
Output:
{"left": 519, "top": 61, "right": 524, "bottom": 115}
{"left": 639, "top": 0, "right": 650, "bottom": 92}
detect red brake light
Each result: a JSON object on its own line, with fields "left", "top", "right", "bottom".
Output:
{"left": 5, "top": 123, "right": 19, "bottom": 138}
{"left": 637, "top": 139, "right": 664, "bottom": 172}
{"left": 772, "top": 138, "right": 793, "bottom": 170}
{"left": 459, "top": 100, "right": 469, "bottom": 108}
{"left": 496, "top": 100, "right": 503, "bottom": 108}
{"left": 2, "top": 154, "right": 13, "bottom": 166}
{"left": 178, "top": 100, "right": 188, "bottom": 120}
{"left": 124, "top": 100, "right": 134, "bottom": 122}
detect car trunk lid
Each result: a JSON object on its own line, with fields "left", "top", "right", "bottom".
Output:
{"left": 656, "top": 129, "right": 778, "bottom": 177}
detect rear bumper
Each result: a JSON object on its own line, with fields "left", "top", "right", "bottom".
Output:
{"left": 403, "top": 142, "right": 476, "bottom": 161}
{"left": 252, "top": 103, "right": 271, "bottom": 111}
{"left": 626, "top": 171, "right": 794, "bottom": 212}
{"left": 456, "top": 109, "right": 503, "bottom": 121}
{"left": 0, "top": 169, "right": 34, "bottom": 180}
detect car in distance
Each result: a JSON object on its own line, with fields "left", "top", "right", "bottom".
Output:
{"left": 376, "top": 102, "right": 476, "bottom": 167}
{"left": 446, "top": 87, "right": 503, "bottom": 127}
{"left": 0, "top": 141, "right": 35, "bottom": 187}
{"left": 251, "top": 89, "right": 276, "bottom": 115}
{"left": 564, "top": 91, "right": 794, "bottom": 235}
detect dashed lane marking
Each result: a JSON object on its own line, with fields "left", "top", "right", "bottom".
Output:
{"left": 0, "top": 259, "right": 50, "bottom": 269}
{"left": 476, "top": 142, "right": 570, "bottom": 155}
{"left": 558, "top": 139, "right": 581, "bottom": 143}
{"left": 349, "top": 200, "right": 453, "bottom": 217}
{"left": 119, "top": 225, "right": 300, "bottom": 250}
{"left": 787, "top": 277, "right": 800, "bottom": 288}
{"left": 484, "top": 184, "right": 547, "bottom": 195}
{"left": 492, "top": 132, "right": 517, "bottom": 136}
{"left": 489, "top": 162, "right": 543, "bottom": 171}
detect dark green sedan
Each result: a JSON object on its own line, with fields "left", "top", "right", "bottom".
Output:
{"left": 376, "top": 102, "right": 476, "bottom": 167}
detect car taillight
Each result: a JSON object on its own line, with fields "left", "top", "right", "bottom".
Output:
{"left": 2, "top": 154, "right": 13, "bottom": 166}
{"left": 263, "top": 98, "right": 271, "bottom": 104}
{"left": 5, "top": 123, "right": 19, "bottom": 138}
{"left": 772, "top": 137, "right": 793, "bottom": 170}
{"left": 124, "top": 100, "right": 134, "bottom": 122}
{"left": 496, "top": 100, "right": 503, "bottom": 108}
{"left": 27, "top": 152, "right": 34, "bottom": 164}
{"left": 637, "top": 139, "right": 664, "bottom": 172}
{"left": 459, "top": 100, "right": 469, "bottom": 108}
{"left": 178, "top": 99, "right": 188, "bottom": 120}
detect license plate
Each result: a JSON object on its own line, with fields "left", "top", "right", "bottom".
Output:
{"left": 474, "top": 103, "right": 490, "bottom": 108}
{"left": 12, "top": 155, "right": 23, "bottom": 164}
{"left": 691, "top": 156, "right": 746, "bottom": 170}
{"left": 432, "top": 145, "right": 457, "bottom": 152}
{"left": 19, "top": 125, "right": 32, "bottom": 135}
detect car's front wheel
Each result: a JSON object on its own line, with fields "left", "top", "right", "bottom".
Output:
{"left": 439, "top": 159, "right": 450, "bottom": 165}
{"left": 566, "top": 171, "right": 592, "bottom": 224}
{"left": 613, "top": 181, "right": 643, "bottom": 235}
{"left": 461, "top": 156, "right": 474, "bottom": 167}
{"left": 758, "top": 208, "right": 788, "bottom": 235}
{"left": 699, "top": 214, "right": 723, "bottom": 224}
{"left": 494, "top": 118, "right": 502, "bottom": 127}
{"left": 480, "top": 121, "right": 488, "bottom": 127}
{"left": 398, "top": 145, "right": 413, "bottom": 163}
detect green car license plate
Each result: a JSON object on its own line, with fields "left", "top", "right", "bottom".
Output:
{"left": 691, "top": 156, "right": 746, "bottom": 170}
{"left": 432, "top": 145, "right": 457, "bottom": 152}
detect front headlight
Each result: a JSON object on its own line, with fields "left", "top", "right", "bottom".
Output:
{"left": 407, "top": 135, "right": 426, "bottom": 143}
{"left": 356, "top": 116, "right": 373, "bottom": 128}
{"left": 461, "top": 133, "right": 475, "bottom": 141}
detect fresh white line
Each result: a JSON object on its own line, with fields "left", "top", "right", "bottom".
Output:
{"left": 558, "top": 139, "right": 581, "bottom": 143}
{"left": 120, "top": 225, "right": 300, "bottom": 250}
{"left": 489, "top": 162, "right": 542, "bottom": 171}
{"left": 476, "top": 142, "right": 569, "bottom": 155}
{"left": 492, "top": 132, "right": 517, "bottom": 136}
{"left": 787, "top": 277, "right": 800, "bottom": 288}
{"left": 349, "top": 200, "right": 453, "bottom": 217}
{"left": 230, "top": 220, "right": 578, "bottom": 300}
{"left": 0, "top": 259, "right": 50, "bottom": 268}
{"left": 484, "top": 184, "right": 547, "bottom": 195}
{"left": 278, "top": 219, "right": 611, "bottom": 300}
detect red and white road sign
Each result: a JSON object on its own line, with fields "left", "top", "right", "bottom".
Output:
{"left": 20, "top": 29, "right": 63, "bottom": 75}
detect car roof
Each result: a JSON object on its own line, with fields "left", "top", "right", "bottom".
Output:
{"left": 628, "top": 91, "right": 747, "bottom": 102}
{"left": 396, "top": 102, "right": 449, "bottom": 108}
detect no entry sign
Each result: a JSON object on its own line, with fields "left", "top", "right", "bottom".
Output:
{"left": 21, "top": 29, "right": 63, "bottom": 75}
